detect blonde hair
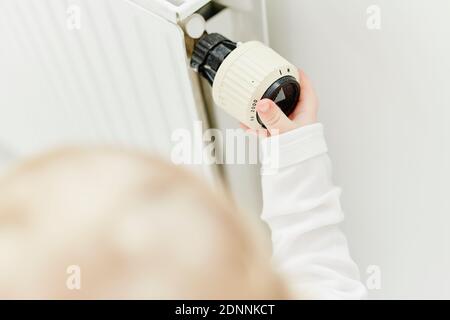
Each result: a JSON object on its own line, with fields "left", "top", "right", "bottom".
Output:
{"left": 0, "top": 147, "right": 287, "bottom": 299}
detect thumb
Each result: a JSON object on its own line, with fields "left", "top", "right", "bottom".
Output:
{"left": 256, "top": 99, "right": 295, "bottom": 135}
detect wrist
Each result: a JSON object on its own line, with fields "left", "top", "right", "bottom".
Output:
{"left": 259, "top": 123, "right": 327, "bottom": 172}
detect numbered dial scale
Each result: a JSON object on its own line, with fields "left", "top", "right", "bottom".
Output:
{"left": 191, "top": 33, "right": 300, "bottom": 129}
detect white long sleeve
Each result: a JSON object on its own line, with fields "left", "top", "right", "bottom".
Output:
{"left": 259, "top": 123, "right": 367, "bottom": 299}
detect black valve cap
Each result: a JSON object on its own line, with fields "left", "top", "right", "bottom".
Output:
{"left": 190, "top": 33, "right": 237, "bottom": 85}
{"left": 257, "top": 75, "right": 301, "bottom": 127}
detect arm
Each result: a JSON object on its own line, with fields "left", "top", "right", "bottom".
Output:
{"left": 247, "top": 70, "right": 366, "bottom": 299}
{"left": 259, "top": 123, "right": 367, "bottom": 299}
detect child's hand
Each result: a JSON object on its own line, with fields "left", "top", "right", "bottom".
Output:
{"left": 242, "top": 70, "right": 318, "bottom": 136}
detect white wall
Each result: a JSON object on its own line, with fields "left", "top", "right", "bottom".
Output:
{"left": 267, "top": 0, "right": 450, "bottom": 299}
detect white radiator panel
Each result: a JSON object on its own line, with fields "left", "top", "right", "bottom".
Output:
{"left": 0, "top": 0, "right": 213, "bottom": 177}
{"left": 0, "top": 0, "right": 269, "bottom": 215}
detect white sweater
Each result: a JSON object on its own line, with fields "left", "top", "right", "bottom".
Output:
{"left": 259, "top": 123, "right": 367, "bottom": 299}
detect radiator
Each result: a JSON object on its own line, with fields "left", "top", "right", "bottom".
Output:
{"left": 0, "top": 0, "right": 268, "bottom": 214}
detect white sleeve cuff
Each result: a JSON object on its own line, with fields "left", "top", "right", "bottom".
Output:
{"left": 259, "top": 123, "right": 328, "bottom": 172}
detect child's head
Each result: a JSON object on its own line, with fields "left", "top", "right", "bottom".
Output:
{"left": 0, "top": 147, "right": 287, "bottom": 299}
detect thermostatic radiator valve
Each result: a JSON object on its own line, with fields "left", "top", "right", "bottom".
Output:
{"left": 191, "top": 33, "right": 300, "bottom": 129}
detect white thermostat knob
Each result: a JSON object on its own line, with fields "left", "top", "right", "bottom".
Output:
{"left": 191, "top": 33, "right": 300, "bottom": 129}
